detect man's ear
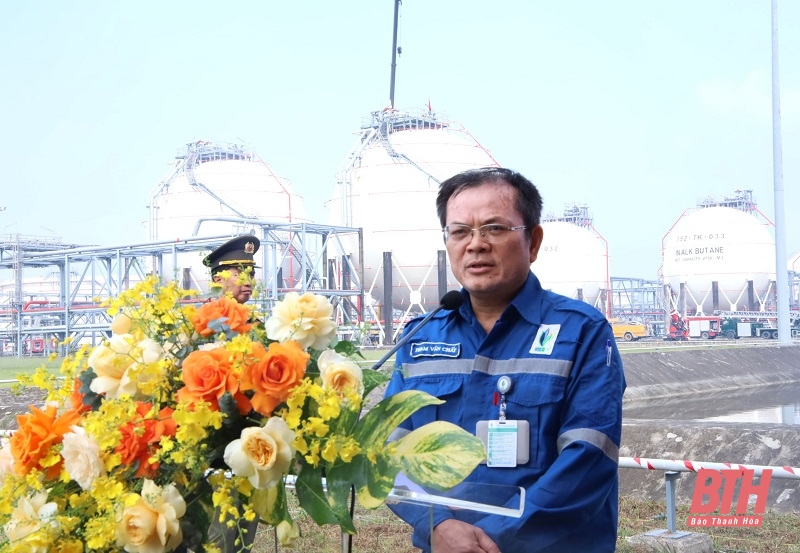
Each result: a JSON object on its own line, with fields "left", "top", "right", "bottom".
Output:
{"left": 212, "top": 273, "right": 221, "bottom": 284}
{"left": 529, "top": 225, "right": 544, "bottom": 264}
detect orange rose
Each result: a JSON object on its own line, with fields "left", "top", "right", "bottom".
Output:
{"left": 177, "top": 348, "right": 250, "bottom": 413}
{"left": 192, "top": 297, "right": 252, "bottom": 338}
{"left": 68, "top": 377, "right": 91, "bottom": 414}
{"left": 10, "top": 404, "right": 82, "bottom": 478}
{"left": 116, "top": 403, "right": 177, "bottom": 478}
{"left": 241, "top": 341, "right": 308, "bottom": 417}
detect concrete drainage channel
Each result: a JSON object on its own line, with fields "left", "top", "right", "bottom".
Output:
{"left": 620, "top": 343, "right": 800, "bottom": 552}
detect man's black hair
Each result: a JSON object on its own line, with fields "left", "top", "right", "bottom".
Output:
{"left": 435, "top": 167, "right": 543, "bottom": 229}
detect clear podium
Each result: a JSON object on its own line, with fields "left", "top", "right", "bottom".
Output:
{"left": 388, "top": 472, "right": 525, "bottom": 518}
{"left": 285, "top": 473, "right": 525, "bottom": 552}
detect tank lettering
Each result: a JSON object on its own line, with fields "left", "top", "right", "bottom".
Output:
{"left": 673, "top": 233, "right": 725, "bottom": 242}
{"left": 675, "top": 244, "right": 724, "bottom": 262}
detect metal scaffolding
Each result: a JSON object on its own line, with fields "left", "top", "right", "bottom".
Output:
{"left": 0, "top": 224, "right": 364, "bottom": 357}
{"left": 610, "top": 277, "right": 667, "bottom": 321}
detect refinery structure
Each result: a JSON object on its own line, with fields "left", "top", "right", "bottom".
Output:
{"left": 2, "top": 116, "right": 800, "bottom": 355}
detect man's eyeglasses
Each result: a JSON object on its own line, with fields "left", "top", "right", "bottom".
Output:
{"left": 442, "top": 224, "right": 529, "bottom": 243}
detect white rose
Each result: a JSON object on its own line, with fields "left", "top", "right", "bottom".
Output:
{"left": 265, "top": 292, "right": 336, "bottom": 350}
{"left": 164, "top": 332, "right": 193, "bottom": 359}
{"left": 224, "top": 417, "right": 295, "bottom": 489}
{"left": 197, "top": 341, "right": 225, "bottom": 351}
{"left": 116, "top": 479, "right": 186, "bottom": 553}
{"left": 61, "top": 426, "right": 106, "bottom": 490}
{"left": 3, "top": 490, "right": 58, "bottom": 549}
{"left": 89, "top": 334, "right": 137, "bottom": 399}
{"left": 133, "top": 338, "right": 164, "bottom": 365}
{"left": 317, "top": 350, "right": 364, "bottom": 395}
{"left": 0, "top": 438, "right": 14, "bottom": 480}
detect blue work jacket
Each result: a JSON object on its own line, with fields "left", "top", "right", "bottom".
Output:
{"left": 384, "top": 273, "right": 626, "bottom": 553}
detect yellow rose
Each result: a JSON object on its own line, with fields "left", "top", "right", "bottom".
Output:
{"left": 116, "top": 480, "right": 186, "bottom": 553}
{"left": 110, "top": 312, "right": 133, "bottom": 334}
{"left": 265, "top": 292, "right": 336, "bottom": 350}
{"left": 3, "top": 491, "right": 58, "bottom": 552}
{"left": 89, "top": 336, "right": 164, "bottom": 400}
{"left": 88, "top": 334, "right": 137, "bottom": 399}
{"left": 223, "top": 417, "right": 295, "bottom": 489}
{"left": 276, "top": 520, "right": 300, "bottom": 547}
{"left": 317, "top": 350, "right": 364, "bottom": 395}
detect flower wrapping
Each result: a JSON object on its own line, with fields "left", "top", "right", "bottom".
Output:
{"left": 0, "top": 277, "right": 485, "bottom": 552}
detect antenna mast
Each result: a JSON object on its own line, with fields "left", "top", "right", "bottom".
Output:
{"left": 389, "top": 0, "right": 401, "bottom": 108}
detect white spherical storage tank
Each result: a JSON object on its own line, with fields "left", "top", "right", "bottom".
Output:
{"left": 789, "top": 251, "right": 800, "bottom": 273}
{"left": 150, "top": 142, "right": 311, "bottom": 292}
{"left": 533, "top": 221, "right": 608, "bottom": 310}
{"left": 662, "top": 206, "right": 775, "bottom": 313}
{"left": 327, "top": 110, "right": 497, "bottom": 314}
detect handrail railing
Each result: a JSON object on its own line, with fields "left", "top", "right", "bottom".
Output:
{"left": 619, "top": 455, "right": 798, "bottom": 537}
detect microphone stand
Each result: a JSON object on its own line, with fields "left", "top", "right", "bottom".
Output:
{"left": 370, "top": 290, "right": 464, "bottom": 371}
{"left": 370, "top": 306, "right": 444, "bottom": 370}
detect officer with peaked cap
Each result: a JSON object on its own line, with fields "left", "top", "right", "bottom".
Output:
{"left": 200, "top": 233, "right": 263, "bottom": 550}
{"left": 203, "top": 234, "right": 260, "bottom": 304}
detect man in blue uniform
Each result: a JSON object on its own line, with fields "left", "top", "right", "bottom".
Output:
{"left": 384, "top": 167, "right": 625, "bottom": 553}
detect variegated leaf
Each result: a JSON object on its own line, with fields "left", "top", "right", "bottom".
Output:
{"left": 251, "top": 483, "right": 288, "bottom": 526}
{"left": 353, "top": 390, "right": 443, "bottom": 447}
{"left": 332, "top": 453, "right": 401, "bottom": 510}
{"left": 391, "top": 420, "right": 486, "bottom": 491}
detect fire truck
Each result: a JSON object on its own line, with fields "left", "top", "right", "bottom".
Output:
{"left": 685, "top": 315, "right": 721, "bottom": 339}
{"left": 714, "top": 311, "right": 800, "bottom": 339}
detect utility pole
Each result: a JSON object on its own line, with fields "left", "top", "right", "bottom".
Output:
{"left": 388, "top": 0, "right": 401, "bottom": 108}
{"left": 771, "top": 0, "right": 791, "bottom": 343}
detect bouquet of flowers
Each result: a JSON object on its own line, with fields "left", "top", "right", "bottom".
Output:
{"left": 0, "top": 276, "right": 485, "bottom": 552}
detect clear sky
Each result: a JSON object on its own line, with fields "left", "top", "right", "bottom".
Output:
{"left": 2, "top": 1, "right": 799, "bottom": 280}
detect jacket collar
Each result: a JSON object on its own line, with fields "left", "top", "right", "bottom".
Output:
{"left": 457, "top": 272, "right": 544, "bottom": 327}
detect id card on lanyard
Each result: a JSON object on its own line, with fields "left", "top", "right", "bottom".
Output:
{"left": 476, "top": 376, "right": 530, "bottom": 466}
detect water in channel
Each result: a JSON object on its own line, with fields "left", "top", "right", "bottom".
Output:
{"left": 623, "top": 381, "right": 800, "bottom": 425}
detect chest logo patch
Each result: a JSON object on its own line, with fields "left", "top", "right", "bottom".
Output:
{"left": 410, "top": 342, "right": 461, "bottom": 358}
{"left": 530, "top": 324, "right": 560, "bottom": 355}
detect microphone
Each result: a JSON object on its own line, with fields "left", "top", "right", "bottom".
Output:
{"left": 370, "top": 290, "right": 464, "bottom": 371}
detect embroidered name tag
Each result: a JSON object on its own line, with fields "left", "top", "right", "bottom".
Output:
{"left": 410, "top": 342, "right": 461, "bottom": 358}
{"left": 530, "top": 324, "right": 561, "bottom": 355}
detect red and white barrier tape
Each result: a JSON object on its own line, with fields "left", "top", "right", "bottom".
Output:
{"left": 620, "top": 456, "right": 800, "bottom": 479}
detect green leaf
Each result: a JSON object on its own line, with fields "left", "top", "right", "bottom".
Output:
{"left": 361, "top": 367, "right": 391, "bottom": 397}
{"left": 334, "top": 340, "right": 364, "bottom": 360}
{"left": 324, "top": 465, "right": 357, "bottom": 535}
{"left": 353, "top": 390, "right": 443, "bottom": 446}
{"left": 391, "top": 421, "right": 486, "bottom": 491}
{"left": 295, "top": 463, "right": 340, "bottom": 527}
{"left": 326, "top": 402, "right": 360, "bottom": 437}
{"left": 331, "top": 454, "right": 401, "bottom": 510}
{"left": 251, "top": 483, "right": 289, "bottom": 526}
{"left": 363, "top": 452, "right": 402, "bottom": 509}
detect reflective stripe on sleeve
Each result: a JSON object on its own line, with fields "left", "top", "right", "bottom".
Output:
{"left": 557, "top": 428, "right": 619, "bottom": 462}
{"left": 403, "top": 355, "right": 572, "bottom": 378}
